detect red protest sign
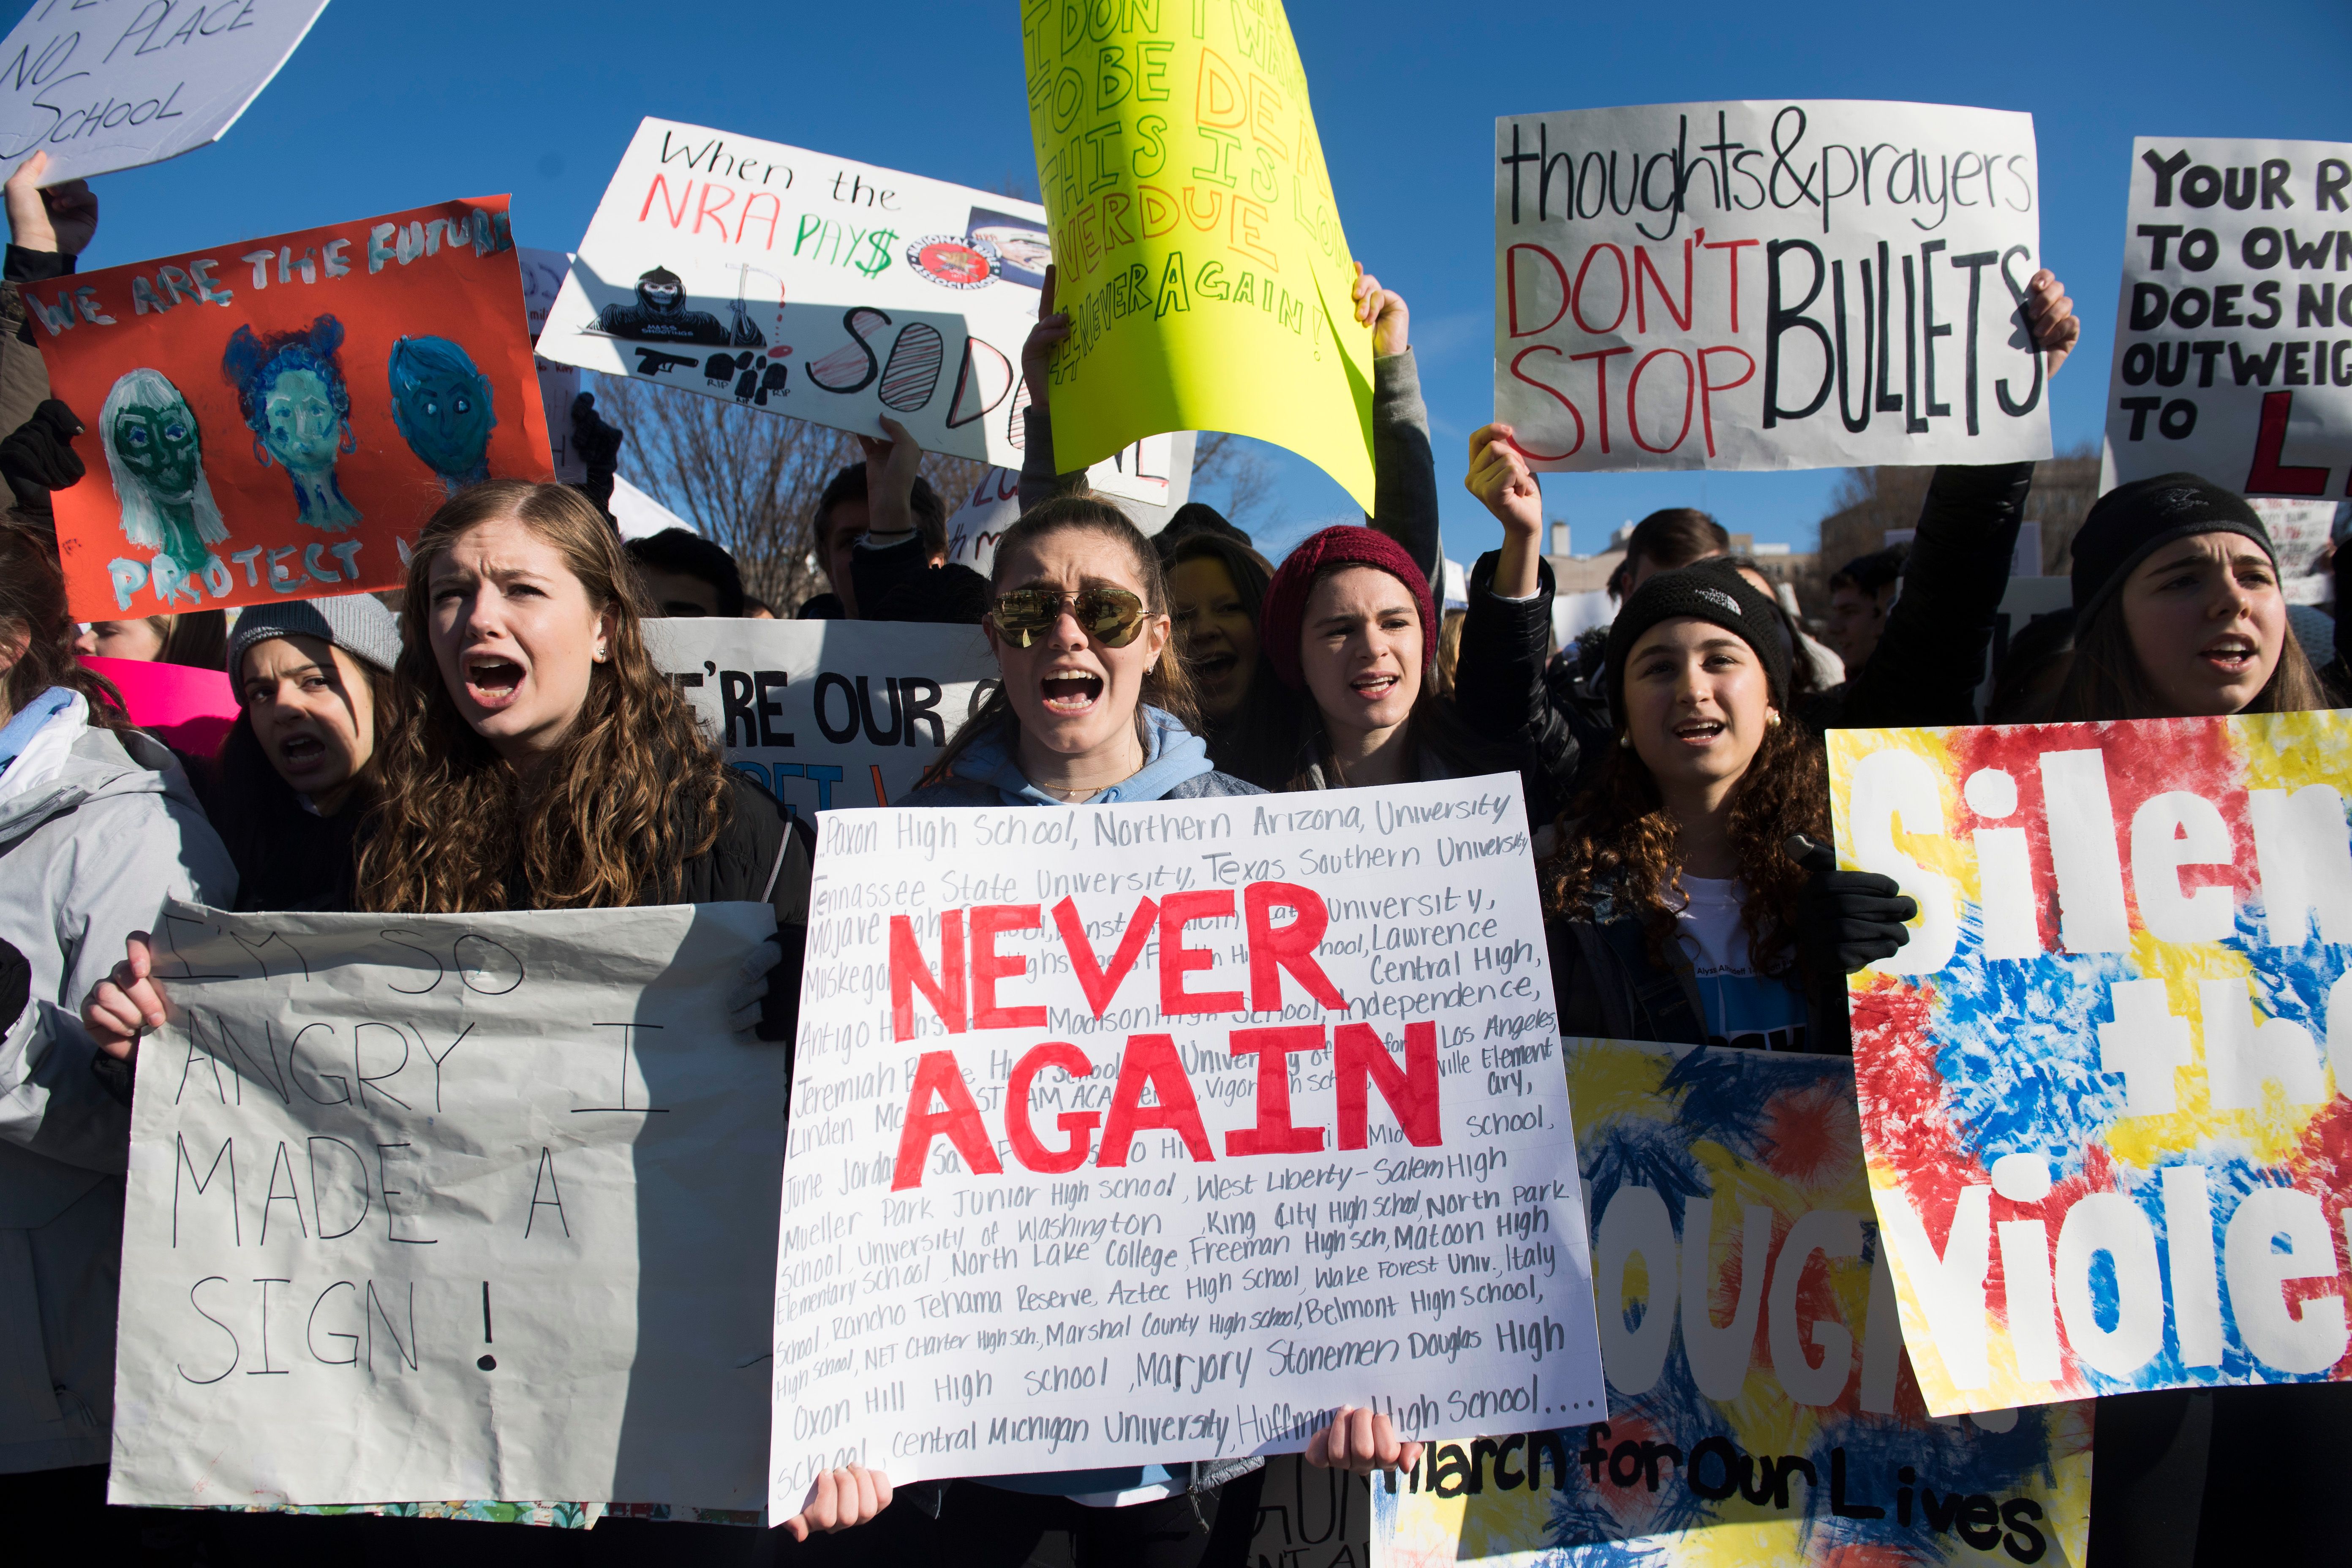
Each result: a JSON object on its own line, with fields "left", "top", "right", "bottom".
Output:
{"left": 37, "top": 196, "right": 552, "bottom": 619}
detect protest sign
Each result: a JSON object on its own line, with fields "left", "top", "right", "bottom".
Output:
{"left": 37, "top": 196, "right": 551, "bottom": 621}
{"left": 643, "top": 618, "right": 994, "bottom": 820}
{"left": 82, "top": 652, "right": 237, "bottom": 756}
{"left": 1830, "top": 715, "right": 2352, "bottom": 1416}
{"left": 1375, "top": 1039, "right": 2093, "bottom": 1568}
{"left": 767, "top": 776, "right": 1605, "bottom": 1508}
{"left": 942, "top": 430, "right": 1197, "bottom": 577}
{"left": 537, "top": 120, "right": 1048, "bottom": 470}
{"left": 1018, "top": 0, "right": 1376, "bottom": 509}
{"left": 0, "top": 0, "right": 329, "bottom": 184}
{"left": 2102, "top": 137, "right": 2352, "bottom": 498}
{"left": 520, "top": 245, "right": 590, "bottom": 485}
{"left": 1494, "top": 101, "right": 2051, "bottom": 474}
{"left": 109, "top": 901, "right": 784, "bottom": 1511}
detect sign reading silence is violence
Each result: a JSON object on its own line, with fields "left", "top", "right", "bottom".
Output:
{"left": 1017, "top": 0, "right": 1376, "bottom": 508}
{"left": 1494, "top": 100, "right": 2052, "bottom": 474}
{"left": 37, "top": 195, "right": 551, "bottom": 620}
{"left": 1831, "top": 714, "right": 2352, "bottom": 1414}
{"left": 770, "top": 778, "right": 1606, "bottom": 1509}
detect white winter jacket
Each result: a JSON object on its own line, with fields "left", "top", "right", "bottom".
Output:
{"left": 0, "top": 696, "right": 234, "bottom": 1472}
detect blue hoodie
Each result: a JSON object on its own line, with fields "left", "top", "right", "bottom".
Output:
{"left": 901, "top": 706, "right": 1261, "bottom": 807}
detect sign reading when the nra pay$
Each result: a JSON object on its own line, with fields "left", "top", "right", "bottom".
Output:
{"left": 768, "top": 777, "right": 1606, "bottom": 1508}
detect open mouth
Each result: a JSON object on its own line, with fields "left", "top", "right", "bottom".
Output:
{"left": 2199, "top": 637, "right": 2257, "bottom": 674}
{"left": 1040, "top": 671, "right": 1104, "bottom": 715}
{"left": 1350, "top": 672, "right": 1399, "bottom": 701}
{"left": 1672, "top": 719, "right": 1726, "bottom": 745}
{"left": 465, "top": 654, "right": 526, "bottom": 707}
{"left": 1193, "top": 650, "right": 1238, "bottom": 681}
{"left": 276, "top": 733, "right": 327, "bottom": 771}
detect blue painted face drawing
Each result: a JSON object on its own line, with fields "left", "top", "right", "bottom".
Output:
{"left": 388, "top": 335, "right": 495, "bottom": 496}
{"left": 223, "top": 316, "right": 364, "bottom": 532}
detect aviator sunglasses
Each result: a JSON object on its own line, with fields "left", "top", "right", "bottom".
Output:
{"left": 987, "top": 586, "right": 1149, "bottom": 648}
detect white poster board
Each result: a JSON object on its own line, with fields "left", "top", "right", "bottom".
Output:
{"left": 520, "top": 245, "right": 590, "bottom": 484}
{"left": 0, "top": 0, "right": 331, "bottom": 183}
{"left": 644, "top": 618, "right": 995, "bottom": 818}
{"left": 944, "top": 431, "right": 1197, "bottom": 577}
{"left": 1495, "top": 101, "right": 2050, "bottom": 473}
{"left": 768, "top": 776, "right": 1606, "bottom": 1509}
{"left": 2102, "top": 137, "right": 2352, "bottom": 498}
{"left": 109, "top": 901, "right": 782, "bottom": 1511}
{"left": 540, "top": 119, "right": 1049, "bottom": 470}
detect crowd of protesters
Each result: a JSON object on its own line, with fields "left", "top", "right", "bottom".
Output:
{"left": 2, "top": 135, "right": 2347, "bottom": 1568}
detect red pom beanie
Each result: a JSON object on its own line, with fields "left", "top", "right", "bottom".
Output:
{"left": 1259, "top": 525, "right": 1437, "bottom": 692}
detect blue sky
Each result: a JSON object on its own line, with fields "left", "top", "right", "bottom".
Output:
{"left": 68, "top": 0, "right": 2352, "bottom": 566}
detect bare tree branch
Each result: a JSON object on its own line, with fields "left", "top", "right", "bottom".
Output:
{"left": 1189, "top": 430, "right": 1278, "bottom": 529}
{"left": 590, "top": 373, "right": 988, "bottom": 611}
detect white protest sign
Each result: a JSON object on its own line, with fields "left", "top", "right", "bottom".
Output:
{"left": 1495, "top": 101, "right": 2051, "bottom": 473}
{"left": 645, "top": 618, "right": 995, "bottom": 819}
{"left": 520, "top": 245, "right": 590, "bottom": 484}
{"left": 540, "top": 119, "right": 1049, "bottom": 469}
{"left": 0, "top": 0, "right": 330, "bottom": 184}
{"left": 2103, "top": 136, "right": 2352, "bottom": 497}
{"left": 109, "top": 901, "right": 783, "bottom": 1511}
{"left": 944, "top": 430, "right": 1198, "bottom": 576}
{"left": 768, "top": 776, "right": 1605, "bottom": 1508}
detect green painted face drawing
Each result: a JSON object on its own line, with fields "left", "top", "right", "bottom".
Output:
{"left": 112, "top": 395, "right": 202, "bottom": 497}
{"left": 261, "top": 366, "right": 345, "bottom": 474}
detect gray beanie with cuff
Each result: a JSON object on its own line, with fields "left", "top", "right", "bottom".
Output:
{"left": 226, "top": 591, "right": 403, "bottom": 678}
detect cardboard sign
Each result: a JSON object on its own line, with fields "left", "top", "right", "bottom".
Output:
{"left": 2102, "top": 137, "right": 2352, "bottom": 498}
{"left": 0, "top": 0, "right": 330, "bottom": 184}
{"left": 538, "top": 121, "right": 1048, "bottom": 470}
{"left": 643, "top": 618, "right": 994, "bottom": 821}
{"left": 1375, "top": 1039, "right": 2093, "bottom": 1568}
{"left": 768, "top": 776, "right": 1605, "bottom": 1508}
{"left": 942, "top": 430, "right": 1197, "bottom": 577}
{"left": 1830, "top": 715, "right": 2352, "bottom": 1415}
{"left": 1494, "top": 101, "right": 2051, "bottom": 473}
{"left": 109, "top": 901, "right": 783, "bottom": 1511}
{"left": 1018, "top": 0, "right": 1375, "bottom": 509}
{"left": 38, "top": 196, "right": 552, "bottom": 621}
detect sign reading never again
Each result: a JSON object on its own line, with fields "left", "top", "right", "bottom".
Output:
{"left": 1375, "top": 1040, "right": 2092, "bottom": 1568}
{"left": 0, "top": 0, "right": 330, "bottom": 183}
{"left": 1494, "top": 100, "right": 2051, "bottom": 473}
{"left": 110, "top": 901, "right": 782, "bottom": 1511}
{"left": 643, "top": 618, "right": 995, "bottom": 818}
{"left": 1832, "top": 714, "right": 2352, "bottom": 1416}
{"left": 2102, "top": 136, "right": 2352, "bottom": 498}
{"left": 538, "top": 120, "right": 1050, "bottom": 470}
{"left": 769, "top": 777, "right": 1605, "bottom": 1506}
{"left": 1018, "top": 0, "right": 1376, "bottom": 508}
{"left": 37, "top": 195, "right": 551, "bottom": 621}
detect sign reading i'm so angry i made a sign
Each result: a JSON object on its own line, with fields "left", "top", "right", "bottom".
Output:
{"left": 768, "top": 777, "right": 1606, "bottom": 1509}
{"left": 1831, "top": 714, "right": 2352, "bottom": 1416}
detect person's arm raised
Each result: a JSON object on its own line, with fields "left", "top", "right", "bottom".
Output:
{"left": 1465, "top": 423, "right": 1542, "bottom": 601}
{"left": 1358, "top": 264, "right": 1442, "bottom": 593}
{"left": 1017, "top": 263, "right": 1086, "bottom": 512}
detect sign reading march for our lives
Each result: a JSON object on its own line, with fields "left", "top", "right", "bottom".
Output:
{"left": 0, "top": 0, "right": 330, "bottom": 183}
{"left": 109, "top": 902, "right": 785, "bottom": 1511}
{"left": 537, "top": 120, "right": 1048, "bottom": 471}
{"left": 1018, "top": 0, "right": 1376, "bottom": 509}
{"left": 1495, "top": 101, "right": 2052, "bottom": 474}
{"left": 1375, "top": 1040, "right": 2093, "bottom": 1568}
{"left": 38, "top": 196, "right": 551, "bottom": 621}
{"left": 2102, "top": 137, "right": 2352, "bottom": 498}
{"left": 768, "top": 777, "right": 1606, "bottom": 1508}
{"left": 643, "top": 619, "right": 994, "bottom": 819}
{"left": 1830, "top": 716, "right": 2352, "bottom": 1416}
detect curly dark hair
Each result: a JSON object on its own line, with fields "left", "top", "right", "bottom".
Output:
{"left": 1543, "top": 716, "right": 1827, "bottom": 977}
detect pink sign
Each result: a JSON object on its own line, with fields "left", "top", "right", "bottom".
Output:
{"left": 82, "top": 656, "right": 239, "bottom": 758}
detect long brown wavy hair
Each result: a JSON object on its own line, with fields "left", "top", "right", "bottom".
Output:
{"left": 1544, "top": 716, "right": 1828, "bottom": 977}
{"left": 0, "top": 523, "right": 131, "bottom": 732}
{"left": 357, "top": 482, "right": 732, "bottom": 913}
{"left": 2050, "top": 588, "right": 2330, "bottom": 721}
{"left": 924, "top": 496, "right": 1201, "bottom": 787}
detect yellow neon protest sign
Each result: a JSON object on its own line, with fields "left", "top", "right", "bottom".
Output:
{"left": 1021, "top": 0, "right": 1375, "bottom": 509}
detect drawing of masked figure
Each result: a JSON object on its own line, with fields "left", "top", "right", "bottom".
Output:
{"left": 222, "top": 315, "right": 364, "bottom": 531}
{"left": 100, "top": 368, "right": 228, "bottom": 581}
{"left": 387, "top": 335, "right": 496, "bottom": 496}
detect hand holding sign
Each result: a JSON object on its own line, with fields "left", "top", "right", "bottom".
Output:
{"left": 3, "top": 151, "right": 95, "bottom": 257}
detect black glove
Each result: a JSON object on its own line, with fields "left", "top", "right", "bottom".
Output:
{"left": 569, "top": 392, "right": 623, "bottom": 520}
{"left": 1788, "top": 834, "right": 1917, "bottom": 975}
{"left": 0, "top": 937, "right": 27, "bottom": 1037}
{"left": 0, "top": 398, "right": 83, "bottom": 516}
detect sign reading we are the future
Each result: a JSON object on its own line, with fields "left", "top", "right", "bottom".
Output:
{"left": 1494, "top": 100, "right": 2052, "bottom": 473}
{"left": 769, "top": 777, "right": 1606, "bottom": 1509}
{"left": 1832, "top": 714, "right": 2352, "bottom": 1416}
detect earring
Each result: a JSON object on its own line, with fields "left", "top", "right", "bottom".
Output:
{"left": 594, "top": 645, "right": 607, "bottom": 663}
{"left": 1767, "top": 712, "right": 1783, "bottom": 728}
{"left": 340, "top": 421, "right": 358, "bottom": 455}
{"left": 252, "top": 437, "right": 272, "bottom": 469}
{"left": 1618, "top": 732, "right": 1633, "bottom": 749}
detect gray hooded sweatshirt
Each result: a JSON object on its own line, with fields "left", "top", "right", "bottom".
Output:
{"left": 0, "top": 696, "right": 234, "bottom": 1471}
